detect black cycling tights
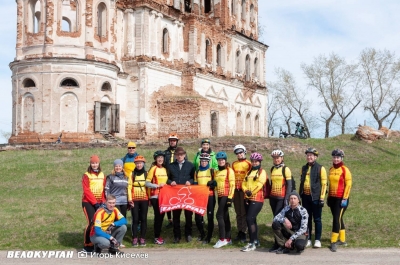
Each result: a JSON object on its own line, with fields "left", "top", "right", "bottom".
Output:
{"left": 244, "top": 200, "right": 263, "bottom": 244}
{"left": 131, "top": 200, "right": 148, "bottom": 239}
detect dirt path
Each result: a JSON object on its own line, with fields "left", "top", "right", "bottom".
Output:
{"left": 1, "top": 247, "right": 399, "bottom": 265}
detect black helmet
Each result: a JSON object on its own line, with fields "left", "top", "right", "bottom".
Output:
{"left": 153, "top": 150, "right": 166, "bottom": 160}
{"left": 305, "top": 147, "right": 319, "bottom": 156}
{"left": 331, "top": 149, "right": 344, "bottom": 157}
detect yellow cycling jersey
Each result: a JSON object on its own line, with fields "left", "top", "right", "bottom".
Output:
{"left": 302, "top": 165, "right": 328, "bottom": 199}
{"left": 146, "top": 165, "right": 168, "bottom": 197}
{"left": 195, "top": 169, "right": 214, "bottom": 196}
{"left": 132, "top": 172, "right": 148, "bottom": 201}
{"left": 232, "top": 160, "right": 252, "bottom": 189}
{"left": 270, "top": 166, "right": 292, "bottom": 198}
{"left": 242, "top": 169, "right": 267, "bottom": 202}
{"left": 214, "top": 167, "right": 235, "bottom": 199}
{"left": 329, "top": 165, "right": 352, "bottom": 199}
{"left": 85, "top": 171, "right": 105, "bottom": 200}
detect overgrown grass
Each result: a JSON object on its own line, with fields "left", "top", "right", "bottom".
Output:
{"left": 0, "top": 135, "right": 399, "bottom": 250}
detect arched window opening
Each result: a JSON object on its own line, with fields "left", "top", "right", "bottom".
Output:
{"left": 241, "top": 0, "right": 246, "bottom": 21}
{"left": 250, "top": 4, "right": 255, "bottom": 23}
{"left": 185, "top": 0, "right": 192, "bottom": 12}
{"left": 216, "top": 44, "right": 222, "bottom": 66}
{"left": 245, "top": 54, "right": 250, "bottom": 81}
{"left": 205, "top": 39, "right": 212, "bottom": 64}
{"left": 22, "top": 94, "right": 35, "bottom": 132}
{"left": 255, "top": 115, "right": 260, "bottom": 136}
{"left": 97, "top": 3, "right": 107, "bottom": 37}
{"left": 61, "top": 0, "right": 78, "bottom": 32}
{"left": 61, "top": 78, "right": 79, "bottom": 87}
{"left": 205, "top": 0, "right": 211, "bottom": 13}
{"left": 236, "top": 112, "right": 243, "bottom": 135}
{"left": 250, "top": 33, "right": 253, "bottom": 39}
{"left": 245, "top": 113, "right": 251, "bottom": 134}
{"left": 62, "top": 17, "right": 71, "bottom": 32}
{"left": 23, "top": 78, "right": 36, "bottom": 88}
{"left": 231, "top": 0, "right": 235, "bottom": 15}
{"left": 162, "top": 28, "right": 169, "bottom": 53}
{"left": 254, "top": 58, "right": 259, "bottom": 78}
{"left": 101, "top": 82, "right": 112, "bottom": 91}
{"left": 34, "top": 11, "right": 41, "bottom": 33}
{"left": 236, "top": 50, "right": 240, "bottom": 73}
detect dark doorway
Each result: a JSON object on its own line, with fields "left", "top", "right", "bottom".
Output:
{"left": 205, "top": 0, "right": 211, "bottom": 13}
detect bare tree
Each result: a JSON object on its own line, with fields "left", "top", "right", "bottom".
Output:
{"left": 302, "top": 53, "right": 358, "bottom": 138}
{"left": 269, "top": 68, "right": 313, "bottom": 138}
{"left": 359, "top": 48, "right": 400, "bottom": 129}
{"left": 0, "top": 130, "right": 11, "bottom": 142}
{"left": 267, "top": 88, "right": 279, "bottom": 136}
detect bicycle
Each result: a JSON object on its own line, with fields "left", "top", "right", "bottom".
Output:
{"left": 293, "top": 122, "right": 308, "bottom": 139}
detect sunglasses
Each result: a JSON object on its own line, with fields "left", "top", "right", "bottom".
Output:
{"left": 128, "top": 147, "right": 136, "bottom": 149}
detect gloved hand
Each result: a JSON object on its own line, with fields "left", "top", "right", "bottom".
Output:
{"left": 94, "top": 203, "right": 101, "bottom": 211}
{"left": 245, "top": 190, "right": 252, "bottom": 197}
{"left": 207, "top": 180, "right": 217, "bottom": 190}
{"left": 319, "top": 200, "right": 325, "bottom": 207}
{"left": 341, "top": 199, "right": 348, "bottom": 208}
{"left": 110, "top": 237, "right": 120, "bottom": 248}
{"left": 226, "top": 198, "right": 233, "bottom": 207}
{"left": 106, "top": 223, "right": 115, "bottom": 234}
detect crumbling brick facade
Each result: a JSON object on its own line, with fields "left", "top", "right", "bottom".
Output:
{"left": 9, "top": 0, "right": 268, "bottom": 144}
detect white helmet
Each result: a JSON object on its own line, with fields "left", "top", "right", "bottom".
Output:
{"left": 271, "top": 149, "right": 284, "bottom": 157}
{"left": 233, "top": 144, "right": 247, "bottom": 154}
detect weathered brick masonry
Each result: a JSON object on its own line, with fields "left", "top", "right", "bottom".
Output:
{"left": 9, "top": 0, "right": 268, "bottom": 144}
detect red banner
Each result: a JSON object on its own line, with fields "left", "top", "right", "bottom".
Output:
{"left": 159, "top": 185, "right": 210, "bottom": 216}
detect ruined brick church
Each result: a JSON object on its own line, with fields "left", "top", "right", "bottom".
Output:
{"left": 9, "top": 0, "right": 268, "bottom": 143}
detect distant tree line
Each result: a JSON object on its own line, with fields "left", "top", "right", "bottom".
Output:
{"left": 268, "top": 48, "right": 400, "bottom": 138}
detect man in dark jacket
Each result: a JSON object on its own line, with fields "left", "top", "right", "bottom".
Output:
{"left": 299, "top": 148, "right": 327, "bottom": 248}
{"left": 272, "top": 191, "right": 308, "bottom": 254}
{"left": 166, "top": 146, "right": 195, "bottom": 243}
{"left": 164, "top": 133, "right": 187, "bottom": 228}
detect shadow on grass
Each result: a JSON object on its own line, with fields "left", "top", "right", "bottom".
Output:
{"left": 58, "top": 232, "right": 82, "bottom": 249}
{"left": 371, "top": 145, "right": 398, "bottom": 156}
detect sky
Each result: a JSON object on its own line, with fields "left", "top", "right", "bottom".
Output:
{"left": 0, "top": 1, "right": 399, "bottom": 143}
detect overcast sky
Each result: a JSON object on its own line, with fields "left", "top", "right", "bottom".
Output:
{"left": 0, "top": 1, "right": 399, "bottom": 143}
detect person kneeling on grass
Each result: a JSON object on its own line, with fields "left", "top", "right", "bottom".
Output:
{"left": 90, "top": 194, "right": 127, "bottom": 254}
{"left": 272, "top": 191, "right": 308, "bottom": 254}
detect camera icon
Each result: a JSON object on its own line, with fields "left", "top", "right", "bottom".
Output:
{"left": 77, "top": 251, "right": 88, "bottom": 258}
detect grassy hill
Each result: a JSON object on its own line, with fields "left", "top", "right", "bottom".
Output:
{"left": 1, "top": 135, "right": 399, "bottom": 250}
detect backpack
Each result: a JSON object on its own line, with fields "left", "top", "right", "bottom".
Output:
{"left": 132, "top": 171, "right": 148, "bottom": 196}
{"left": 262, "top": 168, "right": 272, "bottom": 199}
{"left": 267, "top": 166, "right": 296, "bottom": 199}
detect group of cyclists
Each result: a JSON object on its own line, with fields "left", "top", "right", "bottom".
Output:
{"left": 82, "top": 133, "right": 352, "bottom": 254}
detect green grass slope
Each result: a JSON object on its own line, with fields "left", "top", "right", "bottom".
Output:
{"left": 0, "top": 135, "right": 399, "bottom": 250}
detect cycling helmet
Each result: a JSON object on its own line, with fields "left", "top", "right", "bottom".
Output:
{"left": 249, "top": 152, "right": 263, "bottom": 161}
{"left": 153, "top": 150, "right": 165, "bottom": 160}
{"left": 305, "top": 147, "right": 319, "bottom": 156}
{"left": 331, "top": 149, "right": 345, "bottom": 157}
{"left": 201, "top": 138, "right": 211, "bottom": 144}
{"left": 134, "top": 155, "right": 146, "bottom": 163}
{"left": 199, "top": 153, "right": 211, "bottom": 161}
{"left": 168, "top": 133, "right": 179, "bottom": 141}
{"left": 127, "top": 141, "right": 136, "bottom": 148}
{"left": 216, "top": 151, "right": 228, "bottom": 160}
{"left": 233, "top": 144, "right": 247, "bottom": 154}
{"left": 271, "top": 149, "right": 284, "bottom": 157}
